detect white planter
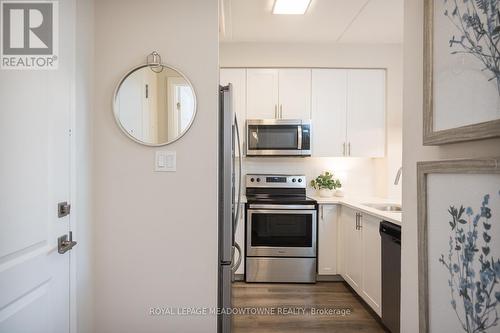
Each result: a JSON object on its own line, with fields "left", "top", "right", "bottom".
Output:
{"left": 318, "top": 189, "right": 334, "bottom": 198}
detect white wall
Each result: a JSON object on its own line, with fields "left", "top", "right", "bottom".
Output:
{"left": 93, "top": 1, "right": 219, "bottom": 332}
{"left": 220, "top": 42, "right": 403, "bottom": 200}
{"left": 401, "top": 0, "right": 500, "bottom": 331}
{"left": 74, "top": 0, "right": 95, "bottom": 332}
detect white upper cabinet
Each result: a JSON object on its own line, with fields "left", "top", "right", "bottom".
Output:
{"left": 347, "top": 69, "right": 386, "bottom": 158}
{"left": 220, "top": 68, "right": 246, "bottom": 156}
{"left": 278, "top": 69, "right": 311, "bottom": 119}
{"left": 246, "top": 69, "right": 279, "bottom": 119}
{"left": 311, "top": 68, "right": 386, "bottom": 158}
{"left": 246, "top": 68, "right": 311, "bottom": 120}
{"left": 312, "top": 69, "right": 348, "bottom": 157}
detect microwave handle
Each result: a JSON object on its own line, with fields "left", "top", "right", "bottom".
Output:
{"left": 297, "top": 126, "right": 302, "bottom": 150}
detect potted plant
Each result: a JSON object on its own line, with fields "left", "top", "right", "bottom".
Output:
{"left": 310, "top": 172, "right": 342, "bottom": 198}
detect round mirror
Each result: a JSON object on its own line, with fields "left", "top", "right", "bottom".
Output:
{"left": 113, "top": 63, "right": 197, "bottom": 146}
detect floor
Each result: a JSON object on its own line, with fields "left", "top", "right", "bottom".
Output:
{"left": 231, "top": 282, "right": 386, "bottom": 333}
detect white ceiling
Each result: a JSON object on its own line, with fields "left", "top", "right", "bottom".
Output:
{"left": 220, "top": 0, "right": 403, "bottom": 44}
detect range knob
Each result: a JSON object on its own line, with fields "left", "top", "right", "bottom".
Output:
{"left": 250, "top": 178, "right": 255, "bottom": 182}
{"left": 292, "top": 178, "right": 296, "bottom": 183}
{"left": 256, "top": 178, "right": 261, "bottom": 182}
{"left": 298, "top": 178, "right": 303, "bottom": 183}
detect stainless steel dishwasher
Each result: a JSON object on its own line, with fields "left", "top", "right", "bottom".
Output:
{"left": 379, "top": 221, "right": 401, "bottom": 333}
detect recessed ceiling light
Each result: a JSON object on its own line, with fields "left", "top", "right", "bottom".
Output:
{"left": 272, "top": 0, "right": 312, "bottom": 15}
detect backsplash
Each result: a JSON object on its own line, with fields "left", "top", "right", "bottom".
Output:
{"left": 242, "top": 157, "right": 389, "bottom": 199}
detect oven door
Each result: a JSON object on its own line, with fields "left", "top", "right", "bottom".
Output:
{"left": 246, "top": 205, "right": 317, "bottom": 257}
{"left": 246, "top": 120, "right": 311, "bottom": 156}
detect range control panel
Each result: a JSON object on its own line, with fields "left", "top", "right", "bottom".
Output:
{"left": 246, "top": 174, "right": 306, "bottom": 188}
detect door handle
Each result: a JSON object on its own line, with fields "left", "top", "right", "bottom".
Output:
{"left": 58, "top": 231, "right": 77, "bottom": 254}
{"left": 348, "top": 142, "right": 351, "bottom": 156}
{"left": 275, "top": 105, "right": 278, "bottom": 119}
{"left": 355, "top": 213, "right": 358, "bottom": 230}
{"left": 343, "top": 143, "right": 346, "bottom": 156}
{"left": 231, "top": 242, "right": 242, "bottom": 273}
{"left": 358, "top": 213, "right": 363, "bottom": 230}
{"left": 279, "top": 104, "right": 283, "bottom": 119}
{"left": 297, "top": 126, "right": 302, "bottom": 150}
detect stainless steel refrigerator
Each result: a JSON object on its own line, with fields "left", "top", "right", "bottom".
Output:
{"left": 218, "top": 84, "right": 242, "bottom": 333}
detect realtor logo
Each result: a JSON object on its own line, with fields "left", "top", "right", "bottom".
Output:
{"left": 1, "top": 1, "right": 58, "bottom": 69}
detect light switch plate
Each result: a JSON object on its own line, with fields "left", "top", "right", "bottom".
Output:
{"left": 155, "top": 151, "right": 176, "bottom": 172}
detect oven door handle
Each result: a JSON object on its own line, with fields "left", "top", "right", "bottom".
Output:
{"left": 247, "top": 209, "right": 317, "bottom": 215}
{"left": 247, "top": 204, "right": 316, "bottom": 210}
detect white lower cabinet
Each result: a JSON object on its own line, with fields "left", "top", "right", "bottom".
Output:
{"left": 234, "top": 203, "right": 245, "bottom": 275}
{"left": 339, "top": 206, "right": 382, "bottom": 316}
{"left": 361, "top": 213, "right": 382, "bottom": 315}
{"left": 317, "top": 205, "right": 338, "bottom": 275}
{"left": 340, "top": 207, "right": 363, "bottom": 288}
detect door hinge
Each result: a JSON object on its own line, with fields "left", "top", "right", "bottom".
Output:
{"left": 58, "top": 202, "right": 71, "bottom": 218}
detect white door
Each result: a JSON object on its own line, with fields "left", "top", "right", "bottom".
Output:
{"left": 311, "top": 69, "right": 348, "bottom": 157}
{"left": 0, "top": 38, "right": 72, "bottom": 333}
{"left": 318, "top": 205, "right": 338, "bottom": 275}
{"left": 361, "top": 213, "right": 382, "bottom": 316}
{"left": 220, "top": 68, "right": 246, "bottom": 156}
{"left": 118, "top": 69, "right": 143, "bottom": 138}
{"left": 167, "top": 77, "right": 195, "bottom": 142}
{"left": 346, "top": 69, "right": 386, "bottom": 157}
{"left": 278, "top": 69, "right": 311, "bottom": 119}
{"left": 341, "top": 207, "right": 363, "bottom": 290}
{"left": 0, "top": 76, "right": 72, "bottom": 332}
{"left": 246, "top": 69, "right": 279, "bottom": 119}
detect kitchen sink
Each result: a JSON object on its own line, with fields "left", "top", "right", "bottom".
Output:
{"left": 363, "top": 203, "right": 402, "bottom": 212}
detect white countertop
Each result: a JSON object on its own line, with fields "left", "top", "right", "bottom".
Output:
{"left": 239, "top": 195, "right": 402, "bottom": 226}
{"left": 310, "top": 196, "right": 402, "bottom": 226}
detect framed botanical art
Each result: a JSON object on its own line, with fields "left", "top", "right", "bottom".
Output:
{"left": 418, "top": 158, "right": 500, "bottom": 332}
{"left": 424, "top": 0, "right": 500, "bottom": 145}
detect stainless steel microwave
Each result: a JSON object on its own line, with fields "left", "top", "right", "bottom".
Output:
{"left": 246, "top": 119, "right": 311, "bottom": 156}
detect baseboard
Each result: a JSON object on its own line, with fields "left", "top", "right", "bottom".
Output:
{"left": 233, "top": 274, "right": 245, "bottom": 281}
{"left": 316, "top": 274, "right": 344, "bottom": 282}
{"left": 234, "top": 274, "right": 344, "bottom": 282}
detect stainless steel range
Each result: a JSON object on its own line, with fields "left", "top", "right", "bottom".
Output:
{"left": 245, "top": 174, "right": 317, "bottom": 283}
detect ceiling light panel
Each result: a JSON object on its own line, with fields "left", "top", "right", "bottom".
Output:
{"left": 272, "top": 0, "right": 312, "bottom": 15}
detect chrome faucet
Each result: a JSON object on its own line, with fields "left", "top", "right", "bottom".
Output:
{"left": 394, "top": 167, "right": 402, "bottom": 185}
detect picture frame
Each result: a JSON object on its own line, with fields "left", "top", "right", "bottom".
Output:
{"left": 417, "top": 157, "right": 500, "bottom": 332}
{"left": 423, "top": 0, "right": 500, "bottom": 145}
